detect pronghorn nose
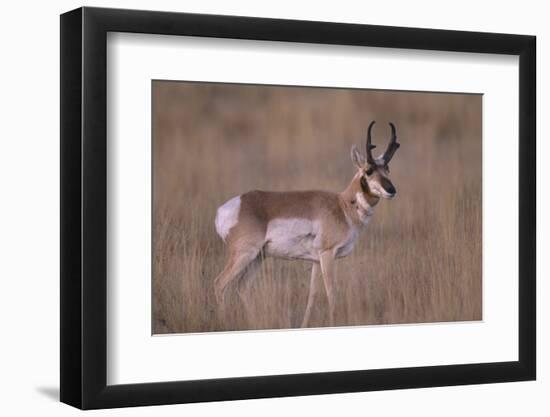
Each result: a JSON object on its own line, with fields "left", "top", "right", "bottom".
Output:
{"left": 381, "top": 178, "right": 396, "bottom": 195}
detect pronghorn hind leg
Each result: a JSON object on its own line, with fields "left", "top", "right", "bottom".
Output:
{"left": 214, "top": 242, "right": 263, "bottom": 305}
{"left": 319, "top": 250, "right": 336, "bottom": 326}
{"left": 301, "top": 262, "right": 321, "bottom": 328}
{"left": 236, "top": 255, "right": 264, "bottom": 321}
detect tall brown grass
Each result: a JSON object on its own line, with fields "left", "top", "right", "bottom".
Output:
{"left": 152, "top": 81, "right": 482, "bottom": 334}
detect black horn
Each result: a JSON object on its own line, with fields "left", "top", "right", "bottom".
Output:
{"left": 382, "top": 122, "right": 400, "bottom": 164}
{"left": 366, "top": 120, "right": 377, "bottom": 165}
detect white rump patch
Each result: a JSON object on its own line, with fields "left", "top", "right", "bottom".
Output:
{"left": 215, "top": 196, "right": 241, "bottom": 241}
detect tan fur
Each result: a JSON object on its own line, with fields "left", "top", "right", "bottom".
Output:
{"left": 214, "top": 146, "right": 397, "bottom": 327}
{"left": 226, "top": 190, "right": 351, "bottom": 249}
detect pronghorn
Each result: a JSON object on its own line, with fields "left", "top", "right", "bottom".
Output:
{"left": 214, "top": 121, "right": 400, "bottom": 327}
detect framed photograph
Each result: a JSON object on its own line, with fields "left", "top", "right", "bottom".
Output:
{"left": 60, "top": 6, "right": 536, "bottom": 409}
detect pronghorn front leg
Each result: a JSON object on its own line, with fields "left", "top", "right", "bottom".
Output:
{"left": 319, "top": 250, "right": 336, "bottom": 326}
{"left": 301, "top": 263, "right": 321, "bottom": 328}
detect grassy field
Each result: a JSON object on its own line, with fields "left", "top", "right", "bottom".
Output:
{"left": 152, "top": 81, "right": 482, "bottom": 334}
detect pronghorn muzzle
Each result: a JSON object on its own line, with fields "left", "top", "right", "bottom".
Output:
{"left": 380, "top": 177, "right": 396, "bottom": 197}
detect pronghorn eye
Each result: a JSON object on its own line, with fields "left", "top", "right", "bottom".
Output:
{"left": 365, "top": 167, "right": 374, "bottom": 176}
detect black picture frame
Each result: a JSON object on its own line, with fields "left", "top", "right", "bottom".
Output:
{"left": 60, "top": 6, "right": 536, "bottom": 410}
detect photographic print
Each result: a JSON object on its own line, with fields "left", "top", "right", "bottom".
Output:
{"left": 152, "top": 81, "right": 482, "bottom": 334}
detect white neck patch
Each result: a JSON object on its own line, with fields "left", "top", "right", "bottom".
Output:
{"left": 355, "top": 192, "right": 374, "bottom": 225}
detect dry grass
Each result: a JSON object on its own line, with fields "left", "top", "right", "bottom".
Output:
{"left": 152, "top": 81, "right": 482, "bottom": 334}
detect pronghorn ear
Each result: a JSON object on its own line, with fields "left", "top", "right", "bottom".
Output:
{"left": 351, "top": 145, "right": 366, "bottom": 168}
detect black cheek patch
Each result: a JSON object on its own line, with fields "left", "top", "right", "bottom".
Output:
{"left": 360, "top": 176, "right": 369, "bottom": 193}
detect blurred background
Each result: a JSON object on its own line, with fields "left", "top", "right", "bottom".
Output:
{"left": 152, "top": 81, "right": 482, "bottom": 334}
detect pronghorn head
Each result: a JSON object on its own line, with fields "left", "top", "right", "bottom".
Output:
{"left": 351, "top": 121, "right": 400, "bottom": 200}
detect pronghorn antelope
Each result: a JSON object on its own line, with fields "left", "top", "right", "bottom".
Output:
{"left": 214, "top": 121, "right": 400, "bottom": 327}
